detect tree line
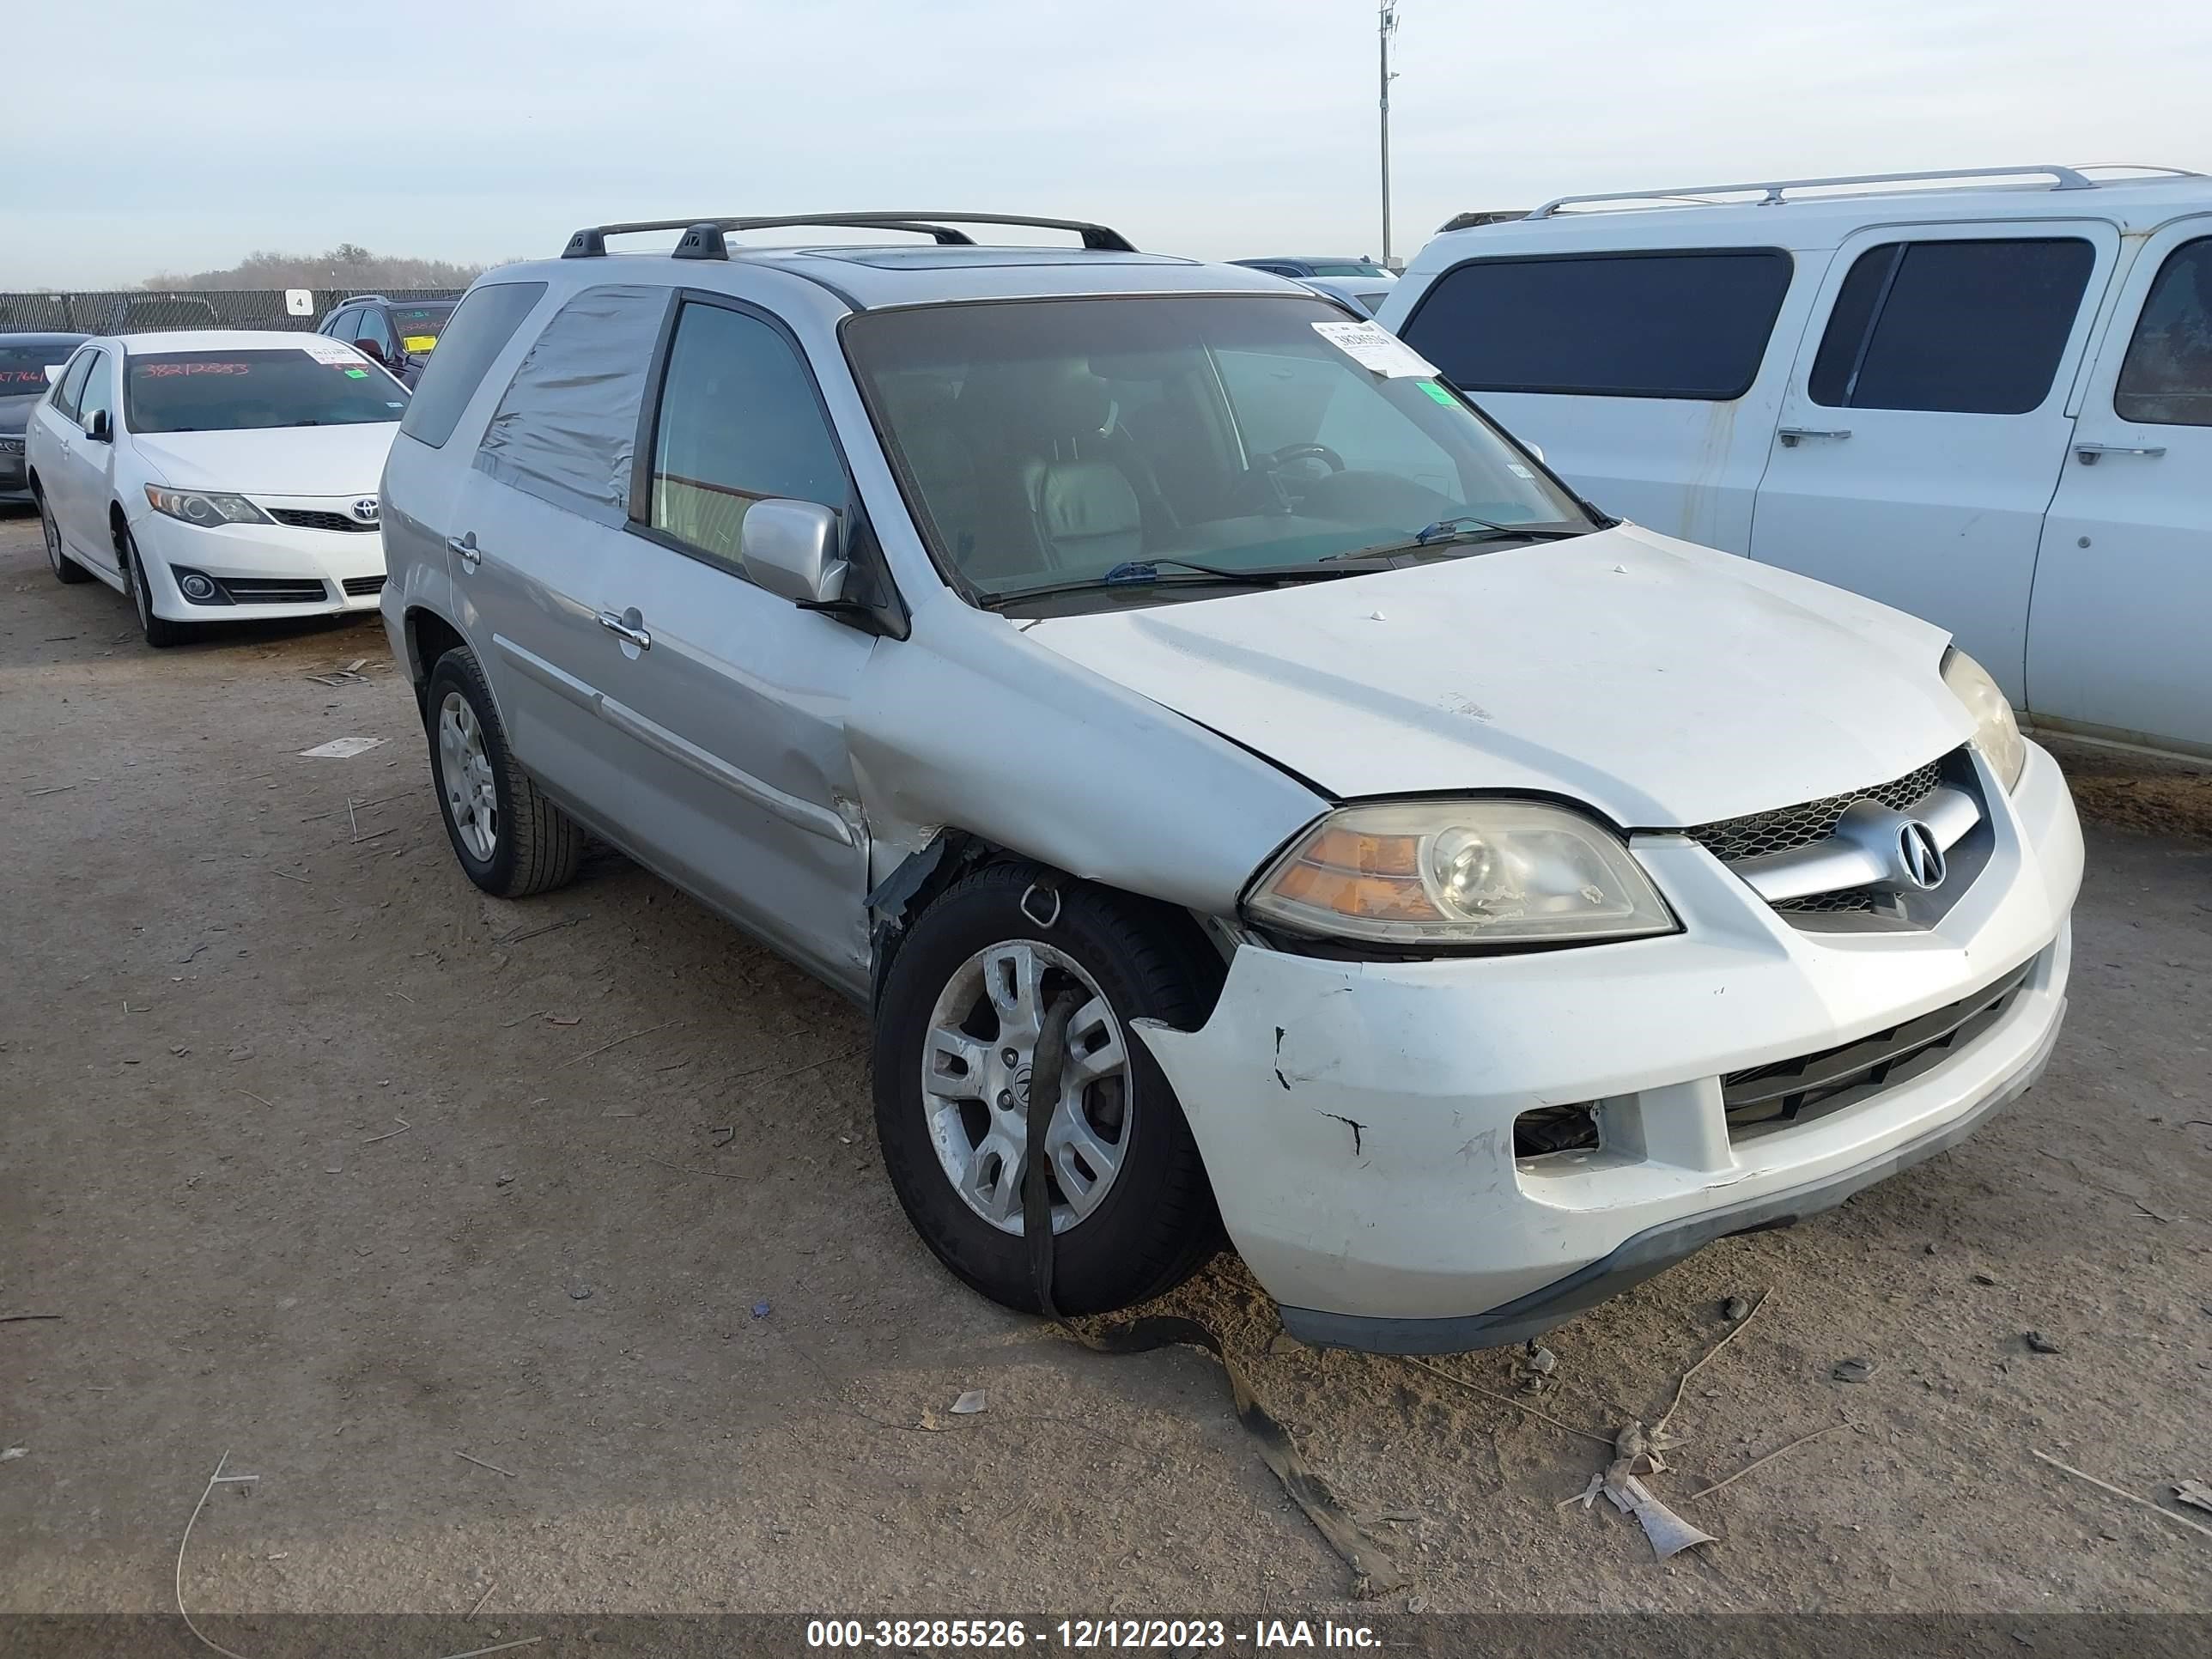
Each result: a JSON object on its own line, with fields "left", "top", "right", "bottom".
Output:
{"left": 137, "top": 244, "right": 492, "bottom": 291}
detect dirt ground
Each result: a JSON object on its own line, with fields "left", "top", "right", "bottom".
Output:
{"left": 3, "top": 507, "right": 2209, "bottom": 1620}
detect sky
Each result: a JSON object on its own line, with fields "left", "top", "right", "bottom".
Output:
{"left": 7, "top": 0, "right": 2210, "bottom": 288}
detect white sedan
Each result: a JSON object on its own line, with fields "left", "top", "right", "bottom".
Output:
{"left": 24, "top": 330, "right": 407, "bottom": 646}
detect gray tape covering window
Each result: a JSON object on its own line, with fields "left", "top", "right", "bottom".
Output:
{"left": 474, "top": 284, "right": 665, "bottom": 525}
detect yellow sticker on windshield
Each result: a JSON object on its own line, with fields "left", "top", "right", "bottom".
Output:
{"left": 402, "top": 336, "right": 437, "bottom": 353}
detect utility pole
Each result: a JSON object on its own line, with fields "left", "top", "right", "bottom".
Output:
{"left": 1378, "top": 3, "right": 1401, "bottom": 269}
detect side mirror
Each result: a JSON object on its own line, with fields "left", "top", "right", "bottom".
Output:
{"left": 84, "top": 408, "right": 112, "bottom": 443}
{"left": 740, "top": 500, "right": 848, "bottom": 606}
{"left": 354, "top": 340, "right": 388, "bottom": 368}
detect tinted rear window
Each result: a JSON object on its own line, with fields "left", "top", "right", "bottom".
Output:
{"left": 0, "top": 343, "right": 68, "bottom": 386}
{"left": 1808, "top": 239, "right": 2094, "bottom": 414}
{"left": 1401, "top": 248, "right": 1794, "bottom": 399}
{"left": 398, "top": 282, "right": 546, "bottom": 448}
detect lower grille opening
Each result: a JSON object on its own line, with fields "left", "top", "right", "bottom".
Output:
{"left": 1515, "top": 1102, "right": 1599, "bottom": 1158}
{"left": 341, "top": 574, "right": 386, "bottom": 597}
{"left": 1722, "top": 963, "right": 2033, "bottom": 1136}
{"left": 220, "top": 576, "right": 329, "bottom": 605}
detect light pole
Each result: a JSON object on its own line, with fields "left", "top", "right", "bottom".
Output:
{"left": 1378, "top": 3, "right": 1401, "bottom": 268}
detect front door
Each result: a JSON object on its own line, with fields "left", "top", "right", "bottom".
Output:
{"left": 58, "top": 349, "right": 120, "bottom": 575}
{"left": 591, "top": 295, "right": 876, "bottom": 991}
{"left": 1749, "top": 222, "right": 2118, "bottom": 702}
{"left": 2027, "top": 219, "right": 2212, "bottom": 755}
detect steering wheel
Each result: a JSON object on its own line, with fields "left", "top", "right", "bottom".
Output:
{"left": 1256, "top": 442, "right": 1346, "bottom": 474}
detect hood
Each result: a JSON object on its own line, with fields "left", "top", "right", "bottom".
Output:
{"left": 131, "top": 422, "right": 400, "bottom": 495}
{"left": 1024, "top": 525, "right": 1974, "bottom": 829}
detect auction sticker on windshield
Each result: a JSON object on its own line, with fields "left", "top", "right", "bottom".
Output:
{"left": 1312, "top": 319, "right": 1436, "bottom": 378}
{"left": 300, "top": 340, "right": 364, "bottom": 367}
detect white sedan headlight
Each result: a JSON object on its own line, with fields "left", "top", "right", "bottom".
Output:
{"left": 1942, "top": 647, "right": 2026, "bottom": 792}
{"left": 144, "top": 484, "right": 271, "bottom": 527}
{"left": 1246, "top": 799, "right": 1674, "bottom": 947}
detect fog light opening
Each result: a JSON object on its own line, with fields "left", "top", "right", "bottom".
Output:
{"left": 175, "top": 569, "right": 220, "bottom": 603}
{"left": 1514, "top": 1102, "right": 1600, "bottom": 1158}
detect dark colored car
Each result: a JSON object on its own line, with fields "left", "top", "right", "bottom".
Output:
{"left": 1229, "top": 256, "right": 1393, "bottom": 279}
{"left": 0, "top": 332, "right": 87, "bottom": 504}
{"left": 315, "top": 295, "right": 460, "bottom": 388}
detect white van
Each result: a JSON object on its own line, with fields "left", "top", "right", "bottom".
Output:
{"left": 1377, "top": 165, "right": 2212, "bottom": 760}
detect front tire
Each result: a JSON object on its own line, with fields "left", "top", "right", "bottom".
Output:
{"left": 425, "top": 647, "right": 584, "bottom": 898}
{"left": 39, "top": 491, "right": 91, "bottom": 584}
{"left": 122, "top": 527, "right": 188, "bottom": 647}
{"left": 873, "top": 863, "right": 1222, "bottom": 1316}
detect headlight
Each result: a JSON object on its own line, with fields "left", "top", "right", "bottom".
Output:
{"left": 1246, "top": 799, "right": 1675, "bottom": 947}
{"left": 143, "top": 484, "right": 270, "bottom": 527}
{"left": 1941, "top": 647, "right": 2026, "bottom": 792}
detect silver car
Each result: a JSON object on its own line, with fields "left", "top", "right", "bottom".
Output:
{"left": 380, "top": 212, "right": 2078, "bottom": 1352}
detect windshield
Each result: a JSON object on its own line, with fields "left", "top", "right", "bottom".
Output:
{"left": 1310, "top": 262, "right": 1388, "bottom": 277}
{"left": 389, "top": 302, "right": 456, "bottom": 353}
{"left": 0, "top": 344, "right": 64, "bottom": 391}
{"left": 844, "top": 295, "right": 1588, "bottom": 602}
{"left": 125, "top": 349, "right": 410, "bottom": 434}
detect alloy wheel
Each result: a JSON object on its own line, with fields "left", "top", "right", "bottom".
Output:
{"left": 436, "top": 691, "right": 499, "bottom": 861}
{"left": 919, "top": 939, "right": 1133, "bottom": 1236}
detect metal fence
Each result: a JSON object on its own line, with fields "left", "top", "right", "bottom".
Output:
{"left": 0, "top": 288, "right": 466, "bottom": 336}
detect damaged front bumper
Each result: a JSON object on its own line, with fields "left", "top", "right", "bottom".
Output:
{"left": 1136, "top": 741, "right": 2082, "bottom": 1352}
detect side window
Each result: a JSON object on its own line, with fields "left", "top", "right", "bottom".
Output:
{"left": 2114, "top": 237, "right": 2212, "bottom": 428}
{"left": 356, "top": 307, "right": 397, "bottom": 356}
{"left": 75, "top": 349, "right": 112, "bottom": 428}
{"left": 399, "top": 281, "right": 548, "bottom": 448}
{"left": 1808, "top": 238, "right": 2095, "bottom": 414}
{"left": 53, "top": 350, "right": 94, "bottom": 420}
{"left": 647, "top": 301, "right": 848, "bottom": 574}
{"left": 328, "top": 309, "right": 363, "bottom": 342}
{"left": 1399, "top": 249, "right": 1794, "bottom": 400}
{"left": 476, "top": 283, "right": 667, "bottom": 524}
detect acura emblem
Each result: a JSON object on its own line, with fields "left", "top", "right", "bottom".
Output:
{"left": 350, "top": 497, "right": 380, "bottom": 524}
{"left": 1894, "top": 820, "right": 1947, "bottom": 890}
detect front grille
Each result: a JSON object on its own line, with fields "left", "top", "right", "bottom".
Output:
{"left": 222, "top": 576, "right": 329, "bottom": 604}
{"left": 341, "top": 574, "right": 386, "bottom": 597}
{"left": 1685, "top": 757, "right": 1945, "bottom": 864}
{"left": 270, "top": 508, "right": 377, "bottom": 533}
{"left": 0, "top": 436, "right": 23, "bottom": 456}
{"left": 1774, "top": 887, "right": 1881, "bottom": 915}
{"left": 1721, "top": 961, "right": 2032, "bottom": 1133}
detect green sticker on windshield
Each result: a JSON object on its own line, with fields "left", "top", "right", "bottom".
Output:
{"left": 1417, "top": 379, "right": 1457, "bottom": 406}
{"left": 343, "top": 368, "right": 369, "bottom": 379}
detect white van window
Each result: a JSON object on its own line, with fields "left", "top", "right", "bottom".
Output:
{"left": 1808, "top": 239, "right": 2094, "bottom": 416}
{"left": 2114, "top": 237, "right": 2212, "bottom": 428}
{"left": 1396, "top": 249, "right": 1793, "bottom": 400}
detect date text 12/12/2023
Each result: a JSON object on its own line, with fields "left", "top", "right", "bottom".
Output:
{"left": 805, "top": 1619, "right": 1382, "bottom": 1649}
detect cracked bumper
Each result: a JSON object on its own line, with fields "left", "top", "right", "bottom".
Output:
{"left": 1137, "top": 742, "right": 2081, "bottom": 1351}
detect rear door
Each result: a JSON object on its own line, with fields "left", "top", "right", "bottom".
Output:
{"left": 63, "top": 349, "right": 121, "bottom": 574}
{"left": 34, "top": 349, "right": 94, "bottom": 549}
{"left": 1749, "top": 222, "right": 2118, "bottom": 702}
{"left": 2027, "top": 220, "right": 2212, "bottom": 753}
{"left": 1391, "top": 246, "right": 1803, "bottom": 550}
{"left": 591, "top": 293, "right": 877, "bottom": 988}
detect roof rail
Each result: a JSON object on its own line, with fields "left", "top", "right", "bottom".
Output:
{"left": 1525, "top": 165, "right": 2121, "bottom": 220}
{"left": 338, "top": 293, "right": 392, "bottom": 304}
{"left": 562, "top": 211, "right": 1137, "bottom": 259}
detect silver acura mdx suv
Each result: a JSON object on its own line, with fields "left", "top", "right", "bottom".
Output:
{"left": 380, "top": 212, "right": 2078, "bottom": 1352}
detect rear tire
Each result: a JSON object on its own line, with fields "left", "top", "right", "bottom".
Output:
{"left": 121, "top": 527, "right": 188, "bottom": 647}
{"left": 425, "top": 646, "right": 584, "bottom": 898}
{"left": 872, "top": 862, "right": 1223, "bottom": 1316}
{"left": 39, "top": 491, "right": 91, "bottom": 584}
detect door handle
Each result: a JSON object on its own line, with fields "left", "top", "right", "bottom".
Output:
{"left": 2074, "top": 442, "right": 2166, "bottom": 465}
{"left": 446, "top": 533, "right": 482, "bottom": 568}
{"left": 1778, "top": 427, "right": 1852, "bottom": 447}
{"left": 596, "top": 610, "right": 652, "bottom": 650}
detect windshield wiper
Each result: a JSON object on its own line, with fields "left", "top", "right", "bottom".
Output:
{"left": 1328, "top": 516, "right": 1589, "bottom": 562}
{"left": 990, "top": 556, "right": 1390, "bottom": 606}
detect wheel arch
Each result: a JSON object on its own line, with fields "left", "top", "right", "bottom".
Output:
{"left": 404, "top": 605, "right": 470, "bottom": 708}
